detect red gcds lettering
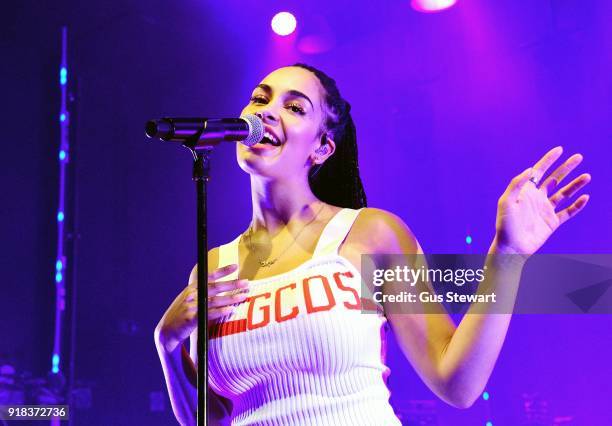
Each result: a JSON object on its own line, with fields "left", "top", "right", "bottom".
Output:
{"left": 247, "top": 292, "right": 271, "bottom": 330}
{"left": 333, "top": 271, "right": 361, "bottom": 310}
{"left": 275, "top": 283, "right": 299, "bottom": 322}
{"left": 303, "top": 275, "right": 336, "bottom": 313}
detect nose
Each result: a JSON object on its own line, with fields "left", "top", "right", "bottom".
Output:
{"left": 255, "top": 109, "right": 278, "bottom": 124}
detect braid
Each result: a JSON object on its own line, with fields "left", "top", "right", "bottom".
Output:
{"left": 292, "top": 63, "right": 367, "bottom": 209}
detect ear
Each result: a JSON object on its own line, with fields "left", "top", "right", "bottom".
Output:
{"left": 311, "top": 133, "right": 336, "bottom": 166}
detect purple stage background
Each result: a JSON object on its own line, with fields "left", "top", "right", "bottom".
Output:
{"left": 2, "top": 0, "right": 611, "bottom": 424}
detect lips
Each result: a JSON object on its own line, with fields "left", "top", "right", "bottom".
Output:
{"left": 261, "top": 127, "right": 281, "bottom": 146}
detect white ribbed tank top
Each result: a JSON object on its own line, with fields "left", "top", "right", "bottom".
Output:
{"left": 208, "top": 208, "right": 401, "bottom": 426}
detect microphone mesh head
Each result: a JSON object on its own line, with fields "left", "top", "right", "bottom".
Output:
{"left": 241, "top": 114, "right": 264, "bottom": 146}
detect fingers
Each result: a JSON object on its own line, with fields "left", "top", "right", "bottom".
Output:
{"left": 505, "top": 167, "right": 534, "bottom": 203}
{"left": 531, "top": 146, "right": 564, "bottom": 183}
{"left": 186, "top": 278, "right": 249, "bottom": 298}
{"left": 207, "top": 285, "right": 250, "bottom": 321}
{"left": 539, "top": 153, "right": 584, "bottom": 195}
{"left": 208, "top": 264, "right": 239, "bottom": 281}
{"left": 185, "top": 267, "right": 250, "bottom": 324}
{"left": 209, "top": 279, "right": 249, "bottom": 296}
{"left": 208, "top": 306, "right": 237, "bottom": 321}
{"left": 185, "top": 293, "right": 248, "bottom": 321}
{"left": 549, "top": 173, "right": 592, "bottom": 208}
{"left": 505, "top": 147, "right": 586, "bottom": 204}
{"left": 208, "top": 291, "right": 249, "bottom": 308}
{"left": 187, "top": 264, "right": 241, "bottom": 293}
{"left": 179, "top": 305, "right": 238, "bottom": 323}
{"left": 556, "top": 194, "right": 590, "bottom": 225}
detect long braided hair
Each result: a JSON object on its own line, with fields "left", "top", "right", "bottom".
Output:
{"left": 292, "top": 63, "right": 367, "bottom": 209}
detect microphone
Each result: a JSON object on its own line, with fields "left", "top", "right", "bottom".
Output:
{"left": 145, "top": 114, "right": 264, "bottom": 148}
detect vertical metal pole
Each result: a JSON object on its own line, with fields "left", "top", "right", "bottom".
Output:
{"left": 193, "top": 149, "right": 212, "bottom": 426}
{"left": 52, "top": 26, "right": 70, "bottom": 426}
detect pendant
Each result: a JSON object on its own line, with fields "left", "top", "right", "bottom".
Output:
{"left": 259, "top": 259, "right": 276, "bottom": 267}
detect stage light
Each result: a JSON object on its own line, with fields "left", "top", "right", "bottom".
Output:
{"left": 482, "top": 391, "right": 490, "bottom": 400}
{"left": 486, "top": 422, "right": 493, "bottom": 426}
{"left": 271, "top": 12, "right": 297, "bottom": 36}
{"left": 466, "top": 235, "right": 472, "bottom": 244}
{"left": 60, "top": 67, "right": 67, "bottom": 85}
{"left": 52, "top": 354, "right": 60, "bottom": 373}
{"left": 53, "top": 26, "right": 70, "bottom": 383}
{"left": 411, "top": 0, "right": 457, "bottom": 13}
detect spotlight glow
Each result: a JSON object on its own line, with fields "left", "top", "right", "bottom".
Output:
{"left": 57, "top": 211, "right": 64, "bottom": 222}
{"left": 52, "top": 354, "right": 60, "bottom": 373}
{"left": 60, "top": 113, "right": 66, "bottom": 122}
{"left": 271, "top": 12, "right": 297, "bottom": 36}
{"left": 483, "top": 391, "right": 490, "bottom": 400}
{"left": 411, "top": 0, "right": 456, "bottom": 13}
{"left": 466, "top": 235, "right": 472, "bottom": 244}
{"left": 486, "top": 422, "right": 493, "bottom": 426}
{"left": 60, "top": 67, "right": 67, "bottom": 85}
{"left": 59, "top": 150, "right": 66, "bottom": 161}
{"left": 55, "top": 272, "right": 63, "bottom": 283}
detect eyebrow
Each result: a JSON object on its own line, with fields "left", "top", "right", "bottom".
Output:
{"left": 255, "top": 84, "right": 314, "bottom": 110}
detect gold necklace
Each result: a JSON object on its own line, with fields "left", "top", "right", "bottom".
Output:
{"left": 242, "top": 202, "right": 326, "bottom": 268}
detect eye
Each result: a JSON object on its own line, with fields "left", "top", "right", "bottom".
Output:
{"left": 287, "top": 103, "right": 305, "bottom": 115}
{"left": 250, "top": 95, "right": 268, "bottom": 104}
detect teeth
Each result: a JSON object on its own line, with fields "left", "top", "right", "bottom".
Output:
{"left": 263, "top": 131, "right": 279, "bottom": 145}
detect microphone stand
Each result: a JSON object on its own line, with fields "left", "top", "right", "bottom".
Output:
{"left": 147, "top": 116, "right": 262, "bottom": 425}
{"left": 185, "top": 129, "right": 212, "bottom": 426}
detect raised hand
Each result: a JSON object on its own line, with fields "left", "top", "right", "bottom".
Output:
{"left": 494, "top": 146, "right": 591, "bottom": 255}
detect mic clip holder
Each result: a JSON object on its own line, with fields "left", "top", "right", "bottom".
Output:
{"left": 183, "top": 126, "right": 211, "bottom": 152}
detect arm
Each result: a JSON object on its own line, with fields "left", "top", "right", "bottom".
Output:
{"left": 154, "top": 335, "right": 198, "bottom": 425}
{"left": 188, "top": 328, "right": 233, "bottom": 424}
{"left": 154, "top": 248, "right": 237, "bottom": 425}
{"left": 186, "top": 265, "right": 233, "bottom": 425}
{"left": 432, "top": 240, "right": 526, "bottom": 408}
{"left": 363, "top": 147, "right": 590, "bottom": 408}
{"left": 155, "top": 325, "right": 232, "bottom": 425}
{"left": 357, "top": 209, "right": 463, "bottom": 406}
{"left": 383, "top": 229, "right": 526, "bottom": 407}
{"left": 437, "top": 147, "right": 590, "bottom": 406}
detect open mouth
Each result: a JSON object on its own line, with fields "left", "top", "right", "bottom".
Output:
{"left": 260, "top": 130, "right": 281, "bottom": 146}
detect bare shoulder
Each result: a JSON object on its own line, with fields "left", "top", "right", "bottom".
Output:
{"left": 188, "top": 246, "right": 221, "bottom": 282}
{"left": 346, "top": 207, "right": 422, "bottom": 254}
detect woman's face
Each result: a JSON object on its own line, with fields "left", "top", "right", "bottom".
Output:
{"left": 237, "top": 66, "right": 328, "bottom": 180}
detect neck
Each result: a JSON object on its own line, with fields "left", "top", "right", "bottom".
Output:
{"left": 249, "top": 174, "right": 320, "bottom": 234}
